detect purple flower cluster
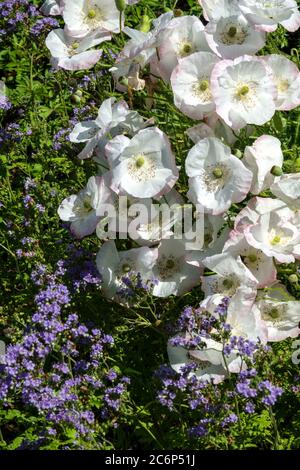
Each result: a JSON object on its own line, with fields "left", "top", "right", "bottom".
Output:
{"left": 116, "top": 271, "right": 155, "bottom": 299}
{"left": 223, "top": 335, "right": 259, "bottom": 358}
{"left": 0, "top": 0, "right": 39, "bottom": 37}
{"left": 0, "top": 264, "right": 128, "bottom": 441}
{"left": 155, "top": 363, "right": 209, "bottom": 412}
{"left": 156, "top": 364, "right": 241, "bottom": 438}
{"left": 236, "top": 370, "right": 283, "bottom": 409}
{"left": 30, "top": 17, "right": 59, "bottom": 36}
{"left": 258, "top": 380, "right": 283, "bottom": 406}
{"left": 0, "top": 123, "right": 32, "bottom": 146}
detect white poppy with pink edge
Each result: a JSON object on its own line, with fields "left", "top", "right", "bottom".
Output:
{"left": 63, "top": 0, "right": 121, "bottom": 38}
{"left": 151, "top": 239, "right": 202, "bottom": 298}
{"left": 155, "top": 15, "right": 209, "bottom": 82}
{"left": 244, "top": 210, "right": 300, "bottom": 264}
{"left": 239, "top": 0, "right": 300, "bottom": 32}
{"left": 223, "top": 229, "right": 277, "bottom": 288}
{"left": 211, "top": 55, "right": 277, "bottom": 130}
{"left": 262, "top": 55, "right": 300, "bottom": 111}
{"left": 45, "top": 29, "right": 109, "bottom": 71}
{"left": 201, "top": 253, "right": 258, "bottom": 313}
{"left": 271, "top": 173, "right": 300, "bottom": 210}
{"left": 205, "top": 14, "right": 266, "bottom": 59}
{"left": 57, "top": 176, "right": 114, "bottom": 239}
{"left": 105, "top": 127, "right": 179, "bottom": 199}
{"left": 186, "top": 137, "right": 252, "bottom": 215}
{"left": 170, "top": 52, "right": 220, "bottom": 120}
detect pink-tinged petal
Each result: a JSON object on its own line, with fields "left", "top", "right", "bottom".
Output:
{"left": 70, "top": 212, "right": 99, "bottom": 239}
{"left": 280, "top": 7, "right": 300, "bottom": 31}
{"left": 58, "top": 50, "right": 103, "bottom": 71}
{"left": 211, "top": 55, "right": 277, "bottom": 130}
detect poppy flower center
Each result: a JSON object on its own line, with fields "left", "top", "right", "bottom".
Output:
{"left": 135, "top": 155, "right": 145, "bottom": 168}
{"left": 223, "top": 278, "right": 234, "bottom": 289}
{"left": 277, "top": 78, "right": 289, "bottom": 92}
{"left": 88, "top": 9, "right": 96, "bottom": 18}
{"left": 228, "top": 26, "right": 237, "bottom": 37}
{"left": 179, "top": 41, "right": 193, "bottom": 57}
{"left": 269, "top": 308, "right": 280, "bottom": 319}
{"left": 166, "top": 259, "right": 176, "bottom": 270}
{"left": 213, "top": 167, "right": 223, "bottom": 178}
{"left": 237, "top": 85, "right": 250, "bottom": 97}
{"left": 192, "top": 78, "right": 212, "bottom": 102}
{"left": 271, "top": 235, "right": 281, "bottom": 245}
{"left": 199, "top": 80, "right": 209, "bottom": 92}
{"left": 221, "top": 23, "right": 247, "bottom": 45}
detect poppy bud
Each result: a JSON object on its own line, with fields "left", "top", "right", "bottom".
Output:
{"left": 71, "top": 94, "right": 81, "bottom": 104}
{"left": 271, "top": 165, "right": 283, "bottom": 176}
{"left": 115, "top": 0, "right": 126, "bottom": 12}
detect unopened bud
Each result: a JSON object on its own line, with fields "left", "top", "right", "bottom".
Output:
{"left": 271, "top": 165, "right": 283, "bottom": 176}
{"left": 174, "top": 9, "right": 183, "bottom": 17}
{"left": 115, "top": 0, "right": 126, "bottom": 12}
{"left": 71, "top": 94, "right": 81, "bottom": 104}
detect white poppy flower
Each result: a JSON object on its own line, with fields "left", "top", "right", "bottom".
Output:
{"left": 211, "top": 55, "right": 277, "bottom": 130}
{"left": 171, "top": 52, "right": 220, "bottom": 120}
{"left": 155, "top": 16, "right": 209, "bottom": 82}
{"left": 63, "top": 0, "right": 120, "bottom": 38}
{"left": 198, "top": 0, "right": 241, "bottom": 22}
{"left": 96, "top": 240, "right": 156, "bottom": 298}
{"left": 254, "top": 283, "right": 300, "bottom": 341}
{"left": 223, "top": 230, "right": 277, "bottom": 287}
{"left": 205, "top": 14, "right": 266, "bottom": 59}
{"left": 45, "top": 29, "right": 110, "bottom": 71}
{"left": 201, "top": 253, "right": 258, "bottom": 311}
{"left": 239, "top": 0, "right": 300, "bottom": 32}
{"left": 202, "top": 293, "right": 268, "bottom": 343}
{"left": 245, "top": 210, "right": 300, "bottom": 263}
{"left": 57, "top": 176, "right": 114, "bottom": 239}
{"left": 243, "top": 135, "right": 283, "bottom": 194}
{"left": 41, "top": 0, "right": 65, "bottom": 15}
{"left": 105, "top": 127, "right": 179, "bottom": 199}
{"left": 151, "top": 239, "right": 202, "bottom": 297}
{"left": 271, "top": 173, "right": 300, "bottom": 209}
{"left": 167, "top": 339, "right": 230, "bottom": 384}
{"left": 186, "top": 137, "right": 252, "bottom": 215}
{"left": 262, "top": 55, "right": 300, "bottom": 111}
{"left": 69, "top": 97, "right": 150, "bottom": 161}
